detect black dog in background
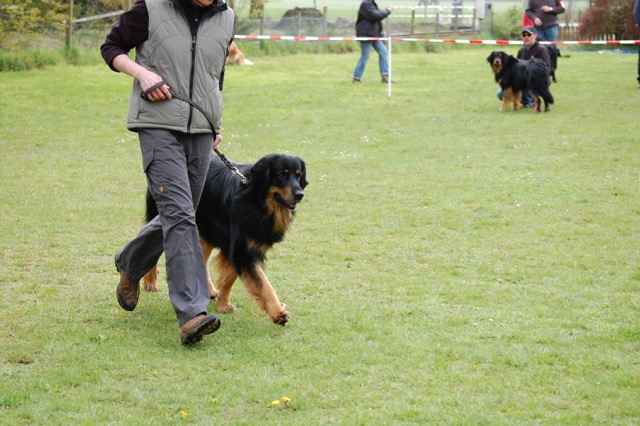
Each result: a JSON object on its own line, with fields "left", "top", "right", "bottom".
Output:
{"left": 143, "top": 153, "right": 308, "bottom": 326}
{"left": 546, "top": 44, "right": 560, "bottom": 82}
{"left": 487, "top": 50, "right": 554, "bottom": 113}
{"left": 538, "top": 35, "right": 560, "bottom": 83}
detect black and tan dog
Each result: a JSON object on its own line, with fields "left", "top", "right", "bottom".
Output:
{"left": 143, "top": 153, "right": 308, "bottom": 326}
{"left": 487, "top": 50, "right": 554, "bottom": 113}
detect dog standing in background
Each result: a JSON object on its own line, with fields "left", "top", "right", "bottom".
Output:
{"left": 487, "top": 50, "right": 554, "bottom": 113}
{"left": 226, "top": 41, "right": 253, "bottom": 66}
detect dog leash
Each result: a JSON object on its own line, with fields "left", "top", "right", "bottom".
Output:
{"left": 141, "top": 82, "right": 248, "bottom": 184}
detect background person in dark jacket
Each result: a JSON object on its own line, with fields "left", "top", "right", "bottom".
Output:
{"left": 525, "top": 0, "right": 565, "bottom": 42}
{"left": 352, "top": 0, "right": 394, "bottom": 83}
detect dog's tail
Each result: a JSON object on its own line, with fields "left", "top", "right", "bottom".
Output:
{"left": 526, "top": 59, "right": 554, "bottom": 106}
{"left": 539, "top": 82, "right": 554, "bottom": 106}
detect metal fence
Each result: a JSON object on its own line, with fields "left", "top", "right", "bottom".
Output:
{"left": 62, "top": 5, "right": 599, "bottom": 50}
{"left": 66, "top": 4, "right": 482, "bottom": 49}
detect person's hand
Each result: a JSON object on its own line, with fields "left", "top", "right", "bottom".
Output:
{"left": 111, "top": 54, "right": 172, "bottom": 101}
{"left": 140, "top": 70, "right": 172, "bottom": 101}
{"left": 213, "top": 134, "right": 222, "bottom": 150}
{"left": 386, "top": 5, "right": 394, "bottom": 11}
{"left": 541, "top": 5, "right": 552, "bottom": 12}
{"left": 534, "top": 17, "right": 542, "bottom": 26}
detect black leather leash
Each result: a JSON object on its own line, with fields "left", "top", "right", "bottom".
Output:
{"left": 141, "top": 81, "right": 248, "bottom": 184}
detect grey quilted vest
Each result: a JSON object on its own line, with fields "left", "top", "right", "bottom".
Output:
{"left": 127, "top": 0, "right": 234, "bottom": 134}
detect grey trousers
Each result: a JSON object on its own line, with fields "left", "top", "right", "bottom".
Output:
{"left": 115, "top": 129, "right": 212, "bottom": 326}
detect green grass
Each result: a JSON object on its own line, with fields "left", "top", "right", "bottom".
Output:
{"left": 1, "top": 46, "right": 639, "bottom": 424}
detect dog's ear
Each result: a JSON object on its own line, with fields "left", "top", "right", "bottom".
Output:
{"left": 487, "top": 52, "right": 494, "bottom": 63}
{"left": 299, "top": 158, "right": 309, "bottom": 189}
{"left": 249, "top": 155, "right": 273, "bottom": 189}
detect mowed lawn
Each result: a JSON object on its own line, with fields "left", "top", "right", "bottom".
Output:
{"left": 0, "top": 46, "right": 639, "bottom": 424}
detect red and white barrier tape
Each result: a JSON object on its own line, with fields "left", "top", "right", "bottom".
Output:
{"left": 235, "top": 34, "right": 640, "bottom": 45}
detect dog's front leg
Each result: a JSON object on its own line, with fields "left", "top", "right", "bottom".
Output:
{"left": 241, "top": 265, "right": 289, "bottom": 326}
{"left": 143, "top": 265, "right": 159, "bottom": 292}
{"left": 502, "top": 88, "right": 513, "bottom": 111}
{"left": 513, "top": 91, "right": 522, "bottom": 110}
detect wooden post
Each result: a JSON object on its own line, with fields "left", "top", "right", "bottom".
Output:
{"left": 411, "top": 9, "right": 415, "bottom": 35}
{"left": 65, "top": 0, "right": 74, "bottom": 49}
{"left": 322, "top": 6, "right": 328, "bottom": 37}
{"left": 472, "top": 7, "right": 477, "bottom": 31}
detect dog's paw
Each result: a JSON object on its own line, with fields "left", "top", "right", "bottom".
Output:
{"left": 144, "top": 275, "right": 158, "bottom": 293}
{"left": 217, "top": 302, "right": 236, "bottom": 314}
{"left": 143, "top": 280, "right": 158, "bottom": 292}
{"left": 208, "top": 285, "right": 218, "bottom": 300}
{"left": 143, "top": 266, "right": 159, "bottom": 292}
{"left": 271, "top": 308, "right": 289, "bottom": 326}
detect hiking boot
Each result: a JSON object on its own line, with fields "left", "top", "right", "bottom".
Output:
{"left": 352, "top": 77, "right": 361, "bottom": 83}
{"left": 381, "top": 75, "right": 395, "bottom": 84}
{"left": 116, "top": 264, "right": 140, "bottom": 311}
{"left": 179, "top": 314, "right": 221, "bottom": 345}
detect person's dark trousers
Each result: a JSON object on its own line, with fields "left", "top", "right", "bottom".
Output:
{"left": 637, "top": 46, "right": 640, "bottom": 85}
{"left": 115, "top": 129, "right": 212, "bottom": 326}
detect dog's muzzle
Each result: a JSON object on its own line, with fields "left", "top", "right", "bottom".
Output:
{"left": 275, "top": 191, "right": 304, "bottom": 211}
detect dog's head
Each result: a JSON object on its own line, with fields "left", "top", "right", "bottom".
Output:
{"left": 250, "top": 154, "right": 308, "bottom": 212}
{"left": 487, "top": 51, "right": 508, "bottom": 74}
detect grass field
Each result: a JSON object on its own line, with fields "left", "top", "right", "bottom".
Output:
{"left": 1, "top": 45, "right": 639, "bottom": 424}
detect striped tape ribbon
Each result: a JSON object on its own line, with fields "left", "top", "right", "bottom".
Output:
{"left": 234, "top": 34, "right": 640, "bottom": 45}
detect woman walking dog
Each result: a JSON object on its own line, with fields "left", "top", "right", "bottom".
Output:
{"left": 101, "top": 0, "right": 234, "bottom": 345}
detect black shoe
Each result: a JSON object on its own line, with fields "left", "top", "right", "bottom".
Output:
{"left": 352, "top": 77, "right": 361, "bottom": 83}
{"left": 179, "top": 314, "right": 221, "bottom": 345}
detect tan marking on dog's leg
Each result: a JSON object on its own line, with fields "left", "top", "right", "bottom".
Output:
{"left": 143, "top": 265, "right": 159, "bottom": 292}
{"left": 214, "top": 253, "right": 238, "bottom": 313}
{"left": 502, "top": 88, "right": 513, "bottom": 111}
{"left": 532, "top": 94, "right": 541, "bottom": 114}
{"left": 200, "top": 237, "right": 218, "bottom": 299}
{"left": 241, "top": 265, "right": 289, "bottom": 325}
{"left": 514, "top": 91, "right": 522, "bottom": 110}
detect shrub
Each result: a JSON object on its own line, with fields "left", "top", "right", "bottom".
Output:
{"left": 578, "top": 0, "right": 639, "bottom": 39}
{"left": 0, "top": 0, "right": 67, "bottom": 46}
{"left": 490, "top": 5, "right": 522, "bottom": 40}
{"left": 0, "top": 49, "right": 60, "bottom": 72}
